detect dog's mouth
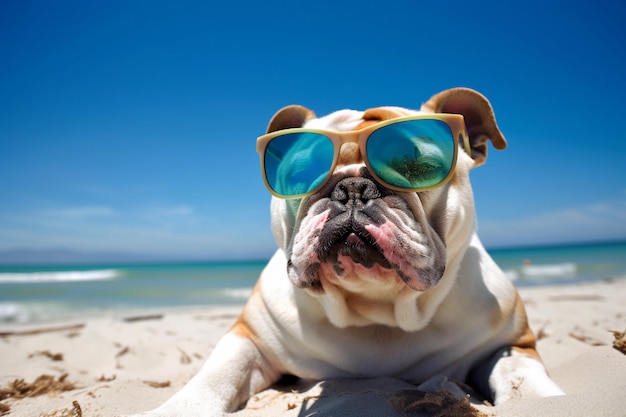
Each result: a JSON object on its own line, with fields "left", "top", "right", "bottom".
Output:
{"left": 317, "top": 214, "right": 391, "bottom": 271}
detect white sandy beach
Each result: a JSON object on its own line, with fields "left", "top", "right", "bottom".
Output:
{"left": 1, "top": 278, "right": 625, "bottom": 417}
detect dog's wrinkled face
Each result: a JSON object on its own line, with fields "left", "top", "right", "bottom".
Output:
{"left": 266, "top": 89, "right": 507, "bottom": 311}
{"left": 279, "top": 108, "right": 451, "bottom": 296}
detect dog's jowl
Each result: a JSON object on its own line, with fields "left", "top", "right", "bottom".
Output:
{"left": 127, "top": 88, "right": 564, "bottom": 416}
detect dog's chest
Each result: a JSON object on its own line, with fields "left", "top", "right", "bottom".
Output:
{"left": 275, "top": 317, "right": 483, "bottom": 382}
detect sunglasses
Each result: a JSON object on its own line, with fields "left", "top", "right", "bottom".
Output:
{"left": 256, "top": 114, "right": 471, "bottom": 199}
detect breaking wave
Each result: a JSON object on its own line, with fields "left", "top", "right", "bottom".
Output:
{"left": 504, "top": 262, "right": 578, "bottom": 282}
{"left": 0, "top": 269, "right": 121, "bottom": 284}
{"left": 522, "top": 262, "right": 577, "bottom": 277}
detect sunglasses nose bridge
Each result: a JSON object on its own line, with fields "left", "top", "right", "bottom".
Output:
{"left": 335, "top": 132, "right": 365, "bottom": 166}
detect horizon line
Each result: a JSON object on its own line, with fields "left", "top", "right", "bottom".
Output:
{"left": 1, "top": 238, "right": 626, "bottom": 267}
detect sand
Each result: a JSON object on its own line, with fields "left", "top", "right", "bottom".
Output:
{"left": 1, "top": 278, "right": 625, "bottom": 417}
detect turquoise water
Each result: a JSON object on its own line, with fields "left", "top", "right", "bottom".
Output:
{"left": 489, "top": 241, "right": 626, "bottom": 285}
{"left": 1, "top": 241, "right": 625, "bottom": 323}
{"left": 0, "top": 261, "right": 265, "bottom": 323}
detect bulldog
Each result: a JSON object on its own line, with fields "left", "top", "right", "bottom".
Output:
{"left": 130, "top": 88, "right": 564, "bottom": 416}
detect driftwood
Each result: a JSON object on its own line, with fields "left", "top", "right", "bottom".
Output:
{"left": 0, "top": 323, "right": 85, "bottom": 337}
{"left": 122, "top": 314, "right": 163, "bottom": 322}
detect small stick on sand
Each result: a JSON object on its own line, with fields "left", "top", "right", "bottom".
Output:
{"left": 0, "top": 323, "right": 85, "bottom": 337}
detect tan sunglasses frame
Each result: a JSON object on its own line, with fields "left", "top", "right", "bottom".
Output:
{"left": 256, "top": 113, "right": 471, "bottom": 199}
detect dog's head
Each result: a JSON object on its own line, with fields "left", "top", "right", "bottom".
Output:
{"left": 261, "top": 88, "right": 506, "bottom": 327}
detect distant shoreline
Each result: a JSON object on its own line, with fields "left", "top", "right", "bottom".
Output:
{"left": 1, "top": 238, "right": 625, "bottom": 267}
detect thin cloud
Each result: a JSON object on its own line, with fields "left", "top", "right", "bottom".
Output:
{"left": 133, "top": 205, "right": 198, "bottom": 230}
{"left": 479, "top": 200, "right": 626, "bottom": 247}
{"left": 44, "top": 206, "right": 117, "bottom": 218}
{"left": 152, "top": 205, "right": 195, "bottom": 217}
{"left": 586, "top": 201, "right": 626, "bottom": 220}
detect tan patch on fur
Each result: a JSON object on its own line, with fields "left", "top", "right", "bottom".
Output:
{"left": 351, "top": 107, "right": 410, "bottom": 131}
{"left": 337, "top": 142, "right": 362, "bottom": 167}
{"left": 512, "top": 326, "right": 542, "bottom": 363}
{"left": 229, "top": 282, "right": 262, "bottom": 345}
{"left": 230, "top": 314, "right": 256, "bottom": 341}
{"left": 362, "top": 107, "right": 410, "bottom": 122}
{"left": 511, "top": 292, "right": 542, "bottom": 363}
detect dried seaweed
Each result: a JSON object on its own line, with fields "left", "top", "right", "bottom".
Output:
{"left": 611, "top": 329, "right": 626, "bottom": 355}
{"left": 39, "top": 400, "right": 82, "bottom": 417}
{"left": 389, "top": 390, "right": 489, "bottom": 417}
{"left": 115, "top": 346, "right": 130, "bottom": 357}
{"left": 568, "top": 327, "right": 605, "bottom": 346}
{"left": 178, "top": 347, "right": 192, "bottom": 364}
{"left": 28, "top": 350, "right": 64, "bottom": 361}
{"left": 143, "top": 380, "right": 171, "bottom": 388}
{"left": 0, "top": 373, "right": 77, "bottom": 401}
{"left": 71, "top": 400, "right": 82, "bottom": 417}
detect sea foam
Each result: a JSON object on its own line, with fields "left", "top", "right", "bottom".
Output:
{"left": 0, "top": 269, "right": 120, "bottom": 284}
{"left": 521, "top": 262, "right": 577, "bottom": 277}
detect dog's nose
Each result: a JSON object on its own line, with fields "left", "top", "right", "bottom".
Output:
{"left": 331, "top": 177, "right": 381, "bottom": 206}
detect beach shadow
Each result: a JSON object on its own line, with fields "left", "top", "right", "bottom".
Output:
{"left": 287, "top": 377, "right": 489, "bottom": 417}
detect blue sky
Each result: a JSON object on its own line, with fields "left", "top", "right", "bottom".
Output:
{"left": 1, "top": 1, "right": 625, "bottom": 261}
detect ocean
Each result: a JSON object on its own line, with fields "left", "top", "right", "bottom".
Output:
{"left": 1, "top": 241, "right": 625, "bottom": 324}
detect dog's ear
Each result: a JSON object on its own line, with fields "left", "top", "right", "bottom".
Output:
{"left": 266, "top": 105, "right": 317, "bottom": 133}
{"left": 421, "top": 88, "right": 507, "bottom": 166}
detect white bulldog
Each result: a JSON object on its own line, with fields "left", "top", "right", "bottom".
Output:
{"left": 129, "top": 88, "right": 564, "bottom": 416}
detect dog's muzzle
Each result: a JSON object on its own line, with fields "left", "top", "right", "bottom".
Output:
{"left": 317, "top": 177, "right": 391, "bottom": 269}
{"left": 286, "top": 173, "right": 446, "bottom": 293}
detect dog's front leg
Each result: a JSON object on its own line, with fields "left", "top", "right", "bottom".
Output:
{"left": 127, "top": 332, "right": 280, "bottom": 417}
{"left": 482, "top": 347, "right": 565, "bottom": 405}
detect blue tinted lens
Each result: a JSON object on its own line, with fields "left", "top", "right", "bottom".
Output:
{"left": 264, "top": 132, "right": 335, "bottom": 197}
{"left": 366, "top": 120, "right": 455, "bottom": 189}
